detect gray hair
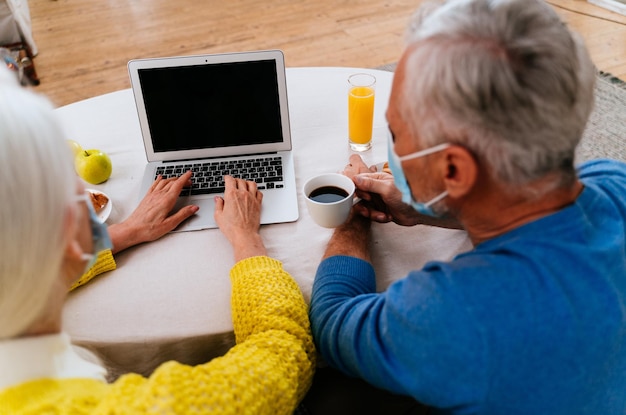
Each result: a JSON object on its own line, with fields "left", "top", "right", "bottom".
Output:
{"left": 400, "top": 0, "right": 596, "bottom": 189}
{"left": 0, "top": 67, "right": 76, "bottom": 338}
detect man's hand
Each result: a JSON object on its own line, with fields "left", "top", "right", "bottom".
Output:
{"left": 352, "top": 172, "right": 426, "bottom": 226}
{"left": 214, "top": 176, "right": 267, "bottom": 262}
{"left": 342, "top": 155, "right": 423, "bottom": 226}
{"left": 108, "top": 171, "right": 199, "bottom": 253}
{"left": 345, "top": 155, "right": 463, "bottom": 229}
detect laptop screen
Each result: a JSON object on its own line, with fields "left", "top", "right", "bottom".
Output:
{"left": 137, "top": 59, "right": 283, "bottom": 153}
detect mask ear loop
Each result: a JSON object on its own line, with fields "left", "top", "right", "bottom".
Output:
{"left": 398, "top": 143, "right": 451, "bottom": 162}
{"left": 80, "top": 252, "right": 95, "bottom": 262}
{"left": 423, "top": 190, "right": 448, "bottom": 208}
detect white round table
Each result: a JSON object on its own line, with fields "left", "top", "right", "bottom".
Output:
{"left": 58, "top": 67, "right": 472, "bottom": 380}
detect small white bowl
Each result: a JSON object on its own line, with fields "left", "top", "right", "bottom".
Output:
{"left": 86, "top": 189, "right": 112, "bottom": 223}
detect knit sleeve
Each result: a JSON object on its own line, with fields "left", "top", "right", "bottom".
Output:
{"left": 69, "top": 249, "right": 116, "bottom": 291}
{"left": 101, "top": 255, "right": 316, "bottom": 415}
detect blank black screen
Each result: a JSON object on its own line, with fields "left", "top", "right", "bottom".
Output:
{"left": 138, "top": 59, "right": 283, "bottom": 153}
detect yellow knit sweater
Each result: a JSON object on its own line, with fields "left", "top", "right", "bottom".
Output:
{"left": 0, "top": 256, "right": 316, "bottom": 414}
{"left": 69, "top": 249, "right": 117, "bottom": 290}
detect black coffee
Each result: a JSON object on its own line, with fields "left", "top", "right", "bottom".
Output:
{"left": 309, "top": 186, "right": 349, "bottom": 203}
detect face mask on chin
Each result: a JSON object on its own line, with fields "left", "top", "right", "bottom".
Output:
{"left": 387, "top": 133, "right": 450, "bottom": 217}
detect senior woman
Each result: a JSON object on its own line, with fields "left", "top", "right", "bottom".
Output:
{"left": 0, "top": 69, "right": 315, "bottom": 414}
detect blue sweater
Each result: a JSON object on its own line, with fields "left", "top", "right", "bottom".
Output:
{"left": 310, "top": 159, "right": 626, "bottom": 415}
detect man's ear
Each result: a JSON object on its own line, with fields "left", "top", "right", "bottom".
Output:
{"left": 441, "top": 145, "right": 477, "bottom": 198}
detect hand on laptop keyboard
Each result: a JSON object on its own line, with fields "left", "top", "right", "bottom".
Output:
{"left": 108, "top": 171, "right": 199, "bottom": 252}
{"left": 155, "top": 156, "right": 285, "bottom": 197}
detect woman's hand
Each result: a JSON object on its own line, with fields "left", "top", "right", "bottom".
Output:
{"left": 107, "top": 171, "right": 199, "bottom": 253}
{"left": 214, "top": 176, "right": 267, "bottom": 261}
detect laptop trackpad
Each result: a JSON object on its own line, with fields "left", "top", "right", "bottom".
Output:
{"left": 171, "top": 196, "right": 217, "bottom": 232}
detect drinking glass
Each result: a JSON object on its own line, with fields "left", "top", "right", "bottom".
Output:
{"left": 348, "top": 73, "right": 376, "bottom": 151}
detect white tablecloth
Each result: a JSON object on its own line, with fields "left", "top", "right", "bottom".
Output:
{"left": 58, "top": 67, "right": 472, "bottom": 380}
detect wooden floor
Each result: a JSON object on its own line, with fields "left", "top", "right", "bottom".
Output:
{"left": 26, "top": 0, "right": 626, "bottom": 107}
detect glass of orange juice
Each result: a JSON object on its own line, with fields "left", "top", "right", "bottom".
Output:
{"left": 348, "top": 73, "right": 376, "bottom": 151}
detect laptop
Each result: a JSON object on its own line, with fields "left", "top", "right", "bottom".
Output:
{"left": 128, "top": 50, "right": 299, "bottom": 232}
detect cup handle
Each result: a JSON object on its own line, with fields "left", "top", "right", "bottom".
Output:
{"left": 352, "top": 196, "right": 362, "bottom": 205}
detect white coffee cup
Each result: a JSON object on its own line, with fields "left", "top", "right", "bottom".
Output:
{"left": 303, "top": 173, "right": 358, "bottom": 228}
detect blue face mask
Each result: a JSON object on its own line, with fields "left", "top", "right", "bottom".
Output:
{"left": 387, "top": 134, "right": 450, "bottom": 217}
{"left": 76, "top": 192, "right": 113, "bottom": 273}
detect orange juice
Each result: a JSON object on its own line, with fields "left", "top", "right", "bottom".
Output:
{"left": 348, "top": 85, "right": 375, "bottom": 149}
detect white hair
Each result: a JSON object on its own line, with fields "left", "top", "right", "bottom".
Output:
{"left": 400, "top": 0, "right": 596, "bottom": 189}
{"left": 0, "top": 67, "right": 76, "bottom": 338}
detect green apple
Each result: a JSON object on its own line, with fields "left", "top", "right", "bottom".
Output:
{"left": 74, "top": 149, "right": 112, "bottom": 184}
{"left": 66, "top": 139, "right": 82, "bottom": 157}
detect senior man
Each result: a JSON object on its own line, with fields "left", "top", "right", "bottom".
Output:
{"left": 309, "top": 0, "right": 626, "bottom": 414}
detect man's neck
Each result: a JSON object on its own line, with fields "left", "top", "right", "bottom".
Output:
{"left": 461, "top": 178, "right": 584, "bottom": 246}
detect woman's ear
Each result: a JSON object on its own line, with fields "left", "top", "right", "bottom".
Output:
{"left": 65, "top": 238, "right": 83, "bottom": 262}
{"left": 62, "top": 205, "right": 85, "bottom": 285}
{"left": 441, "top": 145, "right": 478, "bottom": 199}
{"left": 63, "top": 205, "right": 81, "bottom": 259}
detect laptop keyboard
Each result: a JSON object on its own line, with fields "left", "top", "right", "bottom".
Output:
{"left": 154, "top": 156, "right": 284, "bottom": 196}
